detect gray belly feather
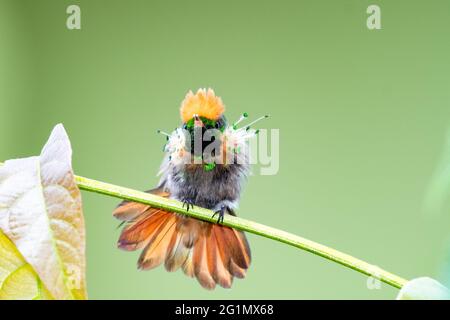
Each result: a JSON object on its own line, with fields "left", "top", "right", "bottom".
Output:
{"left": 165, "top": 164, "right": 249, "bottom": 210}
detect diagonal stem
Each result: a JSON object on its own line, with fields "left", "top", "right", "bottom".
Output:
{"left": 75, "top": 174, "right": 408, "bottom": 289}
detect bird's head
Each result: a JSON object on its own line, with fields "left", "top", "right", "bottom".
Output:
{"left": 162, "top": 88, "right": 267, "bottom": 170}
{"left": 180, "top": 88, "right": 227, "bottom": 158}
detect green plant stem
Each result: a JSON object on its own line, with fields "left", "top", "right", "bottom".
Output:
{"left": 75, "top": 174, "right": 407, "bottom": 289}
{"left": 0, "top": 161, "right": 407, "bottom": 289}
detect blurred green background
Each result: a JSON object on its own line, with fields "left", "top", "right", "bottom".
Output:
{"left": 1, "top": 0, "right": 450, "bottom": 299}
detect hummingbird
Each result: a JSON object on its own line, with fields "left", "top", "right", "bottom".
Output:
{"left": 113, "top": 88, "right": 268, "bottom": 289}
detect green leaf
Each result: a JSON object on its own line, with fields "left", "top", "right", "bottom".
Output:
{"left": 0, "top": 230, "right": 53, "bottom": 300}
{"left": 0, "top": 124, "right": 87, "bottom": 300}
{"left": 396, "top": 277, "right": 450, "bottom": 300}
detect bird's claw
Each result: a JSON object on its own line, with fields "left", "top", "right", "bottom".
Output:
{"left": 182, "top": 199, "right": 195, "bottom": 211}
{"left": 212, "top": 205, "right": 226, "bottom": 224}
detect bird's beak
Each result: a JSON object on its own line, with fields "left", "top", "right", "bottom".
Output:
{"left": 193, "top": 114, "right": 204, "bottom": 128}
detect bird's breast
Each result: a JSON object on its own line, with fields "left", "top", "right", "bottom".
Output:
{"left": 167, "top": 164, "right": 247, "bottom": 209}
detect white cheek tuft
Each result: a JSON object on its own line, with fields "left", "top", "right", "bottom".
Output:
{"left": 164, "top": 128, "right": 190, "bottom": 166}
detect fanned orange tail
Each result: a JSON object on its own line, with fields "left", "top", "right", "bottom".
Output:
{"left": 113, "top": 189, "right": 251, "bottom": 289}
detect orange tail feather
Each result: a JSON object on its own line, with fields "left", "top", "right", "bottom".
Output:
{"left": 114, "top": 198, "right": 251, "bottom": 289}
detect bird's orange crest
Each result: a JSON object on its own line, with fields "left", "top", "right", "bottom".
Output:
{"left": 180, "top": 88, "right": 225, "bottom": 123}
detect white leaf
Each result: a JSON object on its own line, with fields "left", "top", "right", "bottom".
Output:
{"left": 0, "top": 124, "right": 87, "bottom": 300}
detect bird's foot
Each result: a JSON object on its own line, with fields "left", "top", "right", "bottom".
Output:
{"left": 181, "top": 198, "right": 195, "bottom": 211}
{"left": 212, "top": 205, "right": 226, "bottom": 224}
